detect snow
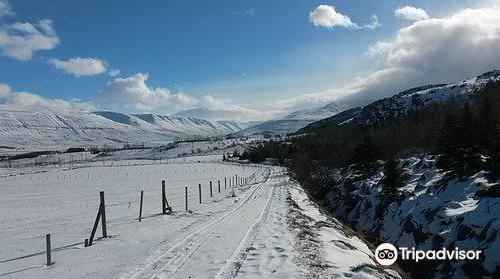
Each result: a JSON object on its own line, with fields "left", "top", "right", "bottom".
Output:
{"left": 237, "top": 101, "right": 349, "bottom": 135}
{"left": 0, "top": 105, "right": 251, "bottom": 155}
{"left": 0, "top": 156, "right": 261, "bottom": 278}
{"left": 0, "top": 154, "right": 401, "bottom": 278}
{"left": 324, "top": 155, "right": 500, "bottom": 278}
{"left": 286, "top": 181, "right": 400, "bottom": 279}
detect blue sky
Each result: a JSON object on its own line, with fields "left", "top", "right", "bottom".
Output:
{"left": 0, "top": 0, "right": 499, "bottom": 121}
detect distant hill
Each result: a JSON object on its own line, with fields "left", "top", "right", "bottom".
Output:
{"left": 237, "top": 101, "right": 362, "bottom": 135}
{"left": 0, "top": 107, "right": 252, "bottom": 154}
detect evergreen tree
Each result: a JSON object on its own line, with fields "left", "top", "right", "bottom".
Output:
{"left": 437, "top": 113, "right": 459, "bottom": 171}
{"left": 437, "top": 104, "right": 482, "bottom": 177}
{"left": 457, "top": 104, "right": 481, "bottom": 176}
{"left": 477, "top": 99, "right": 497, "bottom": 152}
{"left": 487, "top": 125, "right": 500, "bottom": 178}
{"left": 352, "top": 135, "right": 380, "bottom": 165}
{"left": 381, "top": 157, "right": 404, "bottom": 203}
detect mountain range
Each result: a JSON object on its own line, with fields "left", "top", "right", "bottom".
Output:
{"left": 0, "top": 107, "right": 252, "bottom": 154}
{"left": 1, "top": 69, "right": 500, "bottom": 154}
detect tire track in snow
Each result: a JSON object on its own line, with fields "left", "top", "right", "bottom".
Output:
{"left": 213, "top": 176, "right": 277, "bottom": 279}
{"left": 229, "top": 178, "right": 297, "bottom": 279}
{"left": 127, "top": 169, "right": 272, "bottom": 279}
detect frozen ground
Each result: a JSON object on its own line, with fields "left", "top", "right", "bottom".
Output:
{"left": 0, "top": 156, "right": 400, "bottom": 279}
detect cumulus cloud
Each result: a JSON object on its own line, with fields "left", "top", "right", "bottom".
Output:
{"left": 259, "top": 5, "right": 500, "bottom": 116}
{"left": 96, "top": 73, "right": 270, "bottom": 121}
{"left": 395, "top": 6, "right": 430, "bottom": 22}
{"left": 315, "top": 5, "right": 500, "bottom": 105}
{"left": 48, "top": 57, "right": 107, "bottom": 77}
{"left": 98, "top": 73, "right": 198, "bottom": 113}
{"left": 309, "top": 5, "right": 380, "bottom": 30}
{"left": 0, "top": 19, "right": 59, "bottom": 60}
{"left": 0, "top": 0, "right": 13, "bottom": 18}
{"left": 360, "top": 6, "right": 500, "bottom": 98}
{"left": 0, "top": 82, "right": 94, "bottom": 112}
{"left": 309, "top": 5, "right": 357, "bottom": 29}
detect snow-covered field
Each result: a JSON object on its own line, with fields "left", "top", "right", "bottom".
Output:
{"left": 0, "top": 155, "right": 400, "bottom": 279}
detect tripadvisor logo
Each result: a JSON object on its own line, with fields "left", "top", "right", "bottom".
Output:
{"left": 375, "top": 243, "right": 398, "bottom": 266}
{"left": 375, "top": 243, "right": 482, "bottom": 266}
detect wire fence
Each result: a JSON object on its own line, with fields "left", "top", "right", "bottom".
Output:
{"left": 0, "top": 162, "right": 265, "bottom": 275}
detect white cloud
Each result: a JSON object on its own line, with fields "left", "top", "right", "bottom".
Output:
{"left": 0, "top": 19, "right": 59, "bottom": 60}
{"left": 395, "top": 6, "right": 430, "bottom": 22}
{"left": 309, "top": 5, "right": 380, "bottom": 30}
{"left": 0, "top": 0, "right": 13, "bottom": 18}
{"left": 48, "top": 57, "right": 107, "bottom": 77}
{"left": 309, "top": 5, "right": 357, "bottom": 29}
{"left": 259, "top": 5, "right": 500, "bottom": 115}
{"left": 0, "top": 82, "right": 94, "bottom": 111}
{"left": 97, "top": 73, "right": 270, "bottom": 121}
{"left": 323, "top": 5, "right": 500, "bottom": 103}
{"left": 98, "top": 73, "right": 198, "bottom": 113}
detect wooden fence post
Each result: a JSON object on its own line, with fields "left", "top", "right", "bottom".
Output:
{"left": 210, "top": 181, "right": 213, "bottom": 197}
{"left": 218, "top": 180, "right": 221, "bottom": 193}
{"left": 139, "top": 191, "right": 143, "bottom": 222}
{"left": 46, "top": 234, "right": 52, "bottom": 266}
{"left": 88, "top": 192, "right": 106, "bottom": 246}
{"left": 162, "top": 180, "right": 166, "bottom": 214}
{"left": 199, "top": 184, "right": 202, "bottom": 204}
{"left": 100, "top": 191, "right": 107, "bottom": 238}
{"left": 185, "top": 187, "right": 188, "bottom": 211}
{"left": 224, "top": 177, "right": 227, "bottom": 189}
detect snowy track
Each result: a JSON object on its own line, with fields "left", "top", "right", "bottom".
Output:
{"left": 126, "top": 169, "right": 277, "bottom": 279}
{"left": 1, "top": 159, "right": 401, "bottom": 279}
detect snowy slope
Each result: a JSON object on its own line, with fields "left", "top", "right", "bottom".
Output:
{"left": 321, "top": 155, "right": 500, "bottom": 278}
{"left": 238, "top": 101, "right": 350, "bottom": 135}
{"left": 132, "top": 113, "right": 250, "bottom": 136}
{"left": 300, "top": 70, "right": 500, "bottom": 133}
{"left": 0, "top": 106, "right": 250, "bottom": 154}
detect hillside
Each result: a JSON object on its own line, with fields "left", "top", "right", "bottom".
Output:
{"left": 0, "top": 106, "right": 250, "bottom": 154}
{"left": 320, "top": 156, "right": 500, "bottom": 278}
{"left": 299, "top": 70, "right": 500, "bottom": 134}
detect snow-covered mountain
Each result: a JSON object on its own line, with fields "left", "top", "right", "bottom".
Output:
{"left": 237, "top": 101, "right": 352, "bottom": 135}
{"left": 300, "top": 70, "right": 500, "bottom": 133}
{"left": 0, "top": 106, "right": 251, "bottom": 154}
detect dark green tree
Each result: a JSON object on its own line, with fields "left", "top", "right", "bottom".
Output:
{"left": 437, "top": 113, "right": 459, "bottom": 170}
{"left": 477, "top": 99, "right": 497, "bottom": 152}
{"left": 352, "top": 135, "right": 380, "bottom": 166}
{"left": 380, "top": 157, "right": 405, "bottom": 203}
{"left": 456, "top": 104, "right": 481, "bottom": 176}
